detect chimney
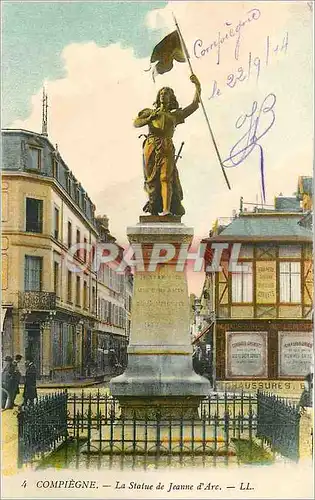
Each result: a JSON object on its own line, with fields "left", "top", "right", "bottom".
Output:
{"left": 96, "top": 215, "right": 109, "bottom": 231}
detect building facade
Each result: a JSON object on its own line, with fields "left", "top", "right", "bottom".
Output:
{"left": 1, "top": 128, "right": 132, "bottom": 381}
{"left": 95, "top": 215, "right": 132, "bottom": 376}
{"left": 199, "top": 186, "right": 313, "bottom": 398}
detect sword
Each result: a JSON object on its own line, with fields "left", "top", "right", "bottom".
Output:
{"left": 175, "top": 141, "right": 185, "bottom": 165}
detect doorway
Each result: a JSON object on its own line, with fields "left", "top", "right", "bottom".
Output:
{"left": 25, "top": 323, "right": 41, "bottom": 378}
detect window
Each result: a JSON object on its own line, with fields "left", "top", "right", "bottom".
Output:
{"left": 67, "top": 270, "right": 72, "bottom": 302}
{"left": 76, "top": 276, "right": 81, "bottom": 306}
{"left": 81, "top": 192, "right": 86, "bottom": 210}
{"left": 75, "top": 186, "right": 80, "bottom": 205}
{"left": 66, "top": 173, "right": 71, "bottom": 193}
{"left": 53, "top": 323, "right": 75, "bottom": 367}
{"left": 104, "top": 265, "right": 109, "bottom": 287}
{"left": 83, "top": 237, "right": 87, "bottom": 263}
{"left": 108, "top": 302, "right": 112, "bottom": 323}
{"left": 64, "top": 325, "right": 75, "bottom": 365}
{"left": 52, "top": 157, "right": 59, "bottom": 179}
{"left": 52, "top": 323, "right": 62, "bottom": 367}
{"left": 29, "top": 147, "right": 41, "bottom": 170}
{"left": 232, "top": 262, "right": 253, "bottom": 302}
{"left": 26, "top": 198, "right": 43, "bottom": 233}
{"left": 76, "top": 229, "right": 81, "bottom": 259}
{"left": 92, "top": 286, "right": 96, "bottom": 314}
{"left": 83, "top": 281, "right": 88, "bottom": 309}
{"left": 119, "top": 274, "right": 125, "bottom": 294}
{"left": 24, "top": 256, "right": 42, "bottom": 291}
{"left": 67, "top": 221, "right": 72, "bottom": 248}
{"left": 53, "top": 262, "right": 60, "bottom": 296}
{"left": 54, "top": 207, "right": 59, "bottom": 239}
{"left": 280, "top": 262, "right": 301, "bottom": 303}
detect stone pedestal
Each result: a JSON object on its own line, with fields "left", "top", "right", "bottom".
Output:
{"left": 110, "top": 216, "right": 210, "bottom": 418}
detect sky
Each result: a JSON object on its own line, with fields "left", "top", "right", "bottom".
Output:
{"left": 2, "top": 1, "right": 313, "bottom": 293}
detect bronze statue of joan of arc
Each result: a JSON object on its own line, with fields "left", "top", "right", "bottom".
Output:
{"left": 134, "top": 74, "right": 201, "bottom": 216}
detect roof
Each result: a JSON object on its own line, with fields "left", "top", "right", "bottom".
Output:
{"left": 298, "top": 176, "right": 313, "bottom": 196}
{"left": 274, "top": 197, "right": 301, "bottom": 211}
{"left": 207, "top": 213, "right": 312, "bottom": 242}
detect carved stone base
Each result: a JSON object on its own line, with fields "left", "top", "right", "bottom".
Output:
{"left": 139, "top": 215, "right": 182, "bottom": 224}
{"left": 117, "top": 396, "right": 202, "bottom": 420}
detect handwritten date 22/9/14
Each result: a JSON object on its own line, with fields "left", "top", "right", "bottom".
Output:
{"left": 209, "top": 32, "right": 288, "bottom": 99}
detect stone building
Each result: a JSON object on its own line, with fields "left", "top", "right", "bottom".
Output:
{"left": 198, "top": 181, "right": 313, "bottom": 398}
{"left": 1, "top": 128, "right": 132, "bottom": 381}
{"left": 95, "top": 215, "right": 131, "bottom": 376}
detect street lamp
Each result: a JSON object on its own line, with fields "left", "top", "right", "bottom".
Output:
{"left": 193, "top": 297, "right": 202, "bottom": 316}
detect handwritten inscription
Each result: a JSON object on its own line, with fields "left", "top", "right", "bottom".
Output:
{"left": 223, "top": 92, "right": 276, "bottom": 200}
{"left": 209, "top": 32, "right": 288, "bottom": 99}
{"left": 223, "top": 92, "right": 276, "bottom": 166}
{"left": 193, "top": 8, "right": 261, "bottom": 63}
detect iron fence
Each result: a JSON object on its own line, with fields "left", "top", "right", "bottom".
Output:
{"left": 65, "top": 391, "right": 258, "bottom": 461}
{"left": 17, "top": 389, "right": 303, "bottom": 468}
{"left": 66, "top": 391, "right": 257, "bottom": 429}
{"left": 256, "top": 391, "right": 301, "bottom": 461}
{"left": 17, "top": 391, "right": 68, "bottom": 467}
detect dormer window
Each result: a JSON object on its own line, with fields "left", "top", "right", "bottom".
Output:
{"left": 66, "top": 172, "right": 71, "bottom": 193}
{"left": 52, "top": 156, "right": 59, "bottom": 179}
{"left": 29, "top": 146, "right": 41, "bottom": 170}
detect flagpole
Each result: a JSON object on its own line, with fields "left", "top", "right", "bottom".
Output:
{"left": 172, "top": 14, "right": 231, "bottom": 191}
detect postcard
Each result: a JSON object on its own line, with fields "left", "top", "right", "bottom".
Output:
{"left": 1, "top": 1, "right": 314, "bottom": 499}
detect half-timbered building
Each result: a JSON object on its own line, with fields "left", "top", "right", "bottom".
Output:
{"left": 200, "top": 183, "right": 313, "bottom": 398}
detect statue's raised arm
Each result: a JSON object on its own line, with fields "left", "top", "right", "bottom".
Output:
{"left": 181, "top": 74, "right": 201, "bottom": 120}
{"left": 134, "top": 75, "right": 201, "bottom": 217}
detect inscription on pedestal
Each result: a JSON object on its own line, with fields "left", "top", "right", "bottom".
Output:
{"left": 130, "top": 265, "right": 190, "bottom": 345}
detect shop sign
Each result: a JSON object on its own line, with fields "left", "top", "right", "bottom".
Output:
{"left": 256, "top": 261, "right": 276, "bottom": 304}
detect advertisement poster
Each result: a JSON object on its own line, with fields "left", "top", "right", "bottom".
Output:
{"left": 1, "top": 1, "right": 313, "bottom": 499}
{"left": 226, "top": 332, "right": 268, "bottom": 378}
{"left": 278, "top": 331, "right": 313, "bottom": 377}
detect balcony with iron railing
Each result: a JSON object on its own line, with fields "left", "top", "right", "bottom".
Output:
{"left": 19, "top": 291, "right": 56, "bottom": 311}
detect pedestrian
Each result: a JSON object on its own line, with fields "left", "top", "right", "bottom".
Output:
{"left": 299, "top": 371, "right": 313, "bottom": 410}
{"left": 23, "top": 358, "right": 37, "bottom": 406}
{"left": 1, "top": 355, "right": 15, "bottom": 410}
{"left": 12, "top": 354, "right": 23, "bottom": 406}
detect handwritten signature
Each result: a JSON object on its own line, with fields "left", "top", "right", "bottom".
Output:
{"left": 223, "top": 93, "right": 276, "bottom": 201}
